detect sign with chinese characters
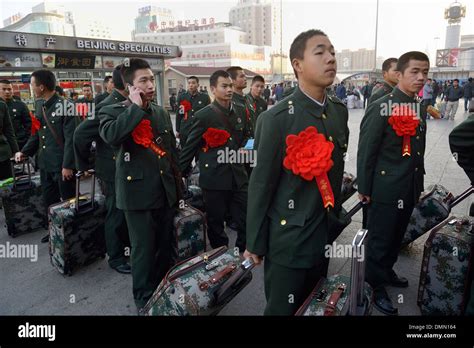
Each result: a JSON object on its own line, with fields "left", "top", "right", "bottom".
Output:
{"left": 55, "top": 53, "right": 96, "bottom": 69}
{"left": 151, "top": 17, "right": 215, "bottom": 31}
{"left": 0, "top": 51, "right": 42, "bottom": 68}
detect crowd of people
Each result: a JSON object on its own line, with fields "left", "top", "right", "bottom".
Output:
{"left": 0, "top": 28, "right": 473, "bottom": 317}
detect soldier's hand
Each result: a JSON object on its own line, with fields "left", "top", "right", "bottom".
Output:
{"left": 14, "top": 152, "right": 25, "bottom": 163}
{"left": 243, "top": 250, "right": 263, "bottom": 265}
{"left": 83, "top": 170, "right": 92, "bottom": 178}
{"left": 129, "top": 86, "right": 145, "bottom": 108}
{"left": 62, "top": 168, "right": 74, "bottom": 181}
{"left": 358, "top": 193, "right": 371, "bottom": 204}
{"left": 176, "top": 132, "right": 180, "bottom": 138}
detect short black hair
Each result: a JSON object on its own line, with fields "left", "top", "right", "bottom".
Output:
{"left": 252, "top": 75, "right": 265, "bottom": 85}
{"left": 55, "top": 85, "right": 64, "bottom": 95}
{"left": 396, "top": 51, "right": 430, "bottom": 74}
{"left": 0, "top": 79, "right": 11, "bottom": 85}
{"left": 210, "top": 70, "right": 231, "bottom": 87}
{"left": 103, "top": 76, "right": 112, "bottom": 84}
{"left": 382, "top": 58, "right": 398, "bottom": 72}
{"left": 82, "top": 84, "right": 92, "bottom": 90}
{"left": 226, "top": 66, "right": 244, "bottom": 80}
{"left": 31, "top": 69, "right": 56, "bottom": 91}
{"left": 120, "top": 58, "right": 151, "bottom": 85}
{"left": 290, "top": 29, "right": 328, "bottom": 78}
{"left": 112, "top": 64, "right": 125, "bottom": 90}
{"left": 469, "top": 77, "right": 473, "bottom": 82}
{"left": 188, "top": 76, "right": 199, "bottom": 83}
{"left": 454, "top": 79, "right": 459, "bottom": 83}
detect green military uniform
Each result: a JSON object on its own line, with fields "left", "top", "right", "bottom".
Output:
{"left": 357, "top": 87, "right": 426, "bottom": 290}
{"left": 179, "top": 100, "right": 250, "bottom": 251}
{"left": 232, "top": 93, "right": 255, "bottom": 138}
{"left": 368, "top": 81, "right": 394, "bottom": 106}
{"left": 94, "top": 92, "right": 109, "bottom": 106}
{"left": 176, "top": 91, "right": 210, "bottom": 147}
{"left": 21, "top": 94, "right": 76, "bottom": 212}
{"left": 73, "top": 89, "right": 129, "bottom": 269}
{"left": 74, "top": 97, "right": 94, "bottom": 128}
{"left": 2, "top": 97, "right": 31, "bottom": 150}
{"left": 282, "top": 86, "right": 296, "bottom": 99}
{"left": 247, "top": 87, "right": 349, "bottom": 315}
{"left": 449, "top": 113, "right": 474, "bottom": 315}
{"left": 0, "top": 101, "right": 19, "bottom": 179}
{"left": 99, "top": 100, "right": 179, "bottom": 309}
{"left": 246, "top": 93, "right": 268, "bottom": 132}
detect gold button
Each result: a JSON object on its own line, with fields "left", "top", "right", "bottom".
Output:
{"left": 417, "top": 152, "right": 421, "bottom": 155}
{"left": 43, "top": 126, "right": 46, "bottom": 129}
{"left": 51, "top": 120, "right": 54, "bottom": 124}
{"left": 415, "top": 167, "right": 419, "bottom": 172}
{"left": 160, "top": 170, "right": 163, "bottom": 174}
{"left": 381, "top": 170, "right": 386, "bottom": 175}
{"left": 322, "top": 114, "right": 327, "bottom": 119}
{"left": 205, "top": 164, "right": 209, "bottom": 168}
{"left": 280, "top": 219, "right": 287, "bottom": 226}
{"left": 112, "top": 156, "right": 116, "bottom": 160}
{"left": 42, "top": 145, "right": 46, "bottom": 149}
{"left": 42, "top": 136, "right": 45, "bottom": 139}
{"left": 288, "top": 100, "right": 293, "bottom": 105}
{"left": 344, "top": 144, "right": 347, "bottom": 148}
{"left": 158, "top": 155, "right": 161, "bottom": 159}
{"left": 416, "top": 136, "right": 420, "bottom": 140}
{"left": 127, "top": 176, "right": 132, "bottom": 181}
{"left": 328, "top": 136, "right": 333, "bottom": 142}
{"left": 165, "top": 130, "right": 168, "bottom": 133}
{"left": 229, "top": 137, "right": 232, "bottom": 141}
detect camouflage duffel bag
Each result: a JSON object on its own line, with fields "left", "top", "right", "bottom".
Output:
{"left": 142, "top": 246, "right": 254, "bottom": 316}
{"left": 174, "top": 204, "right": 206, "bottom": 261}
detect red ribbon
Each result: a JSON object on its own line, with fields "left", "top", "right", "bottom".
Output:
{"left": 316, "top": 173, "right": 335, "bottom": 209}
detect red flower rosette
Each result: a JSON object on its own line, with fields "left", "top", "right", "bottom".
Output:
{"left": 202, "top": 127, "right": 231, "bottom": 152}
{"left": 131, "top": 119, "right": 166, "bottom": 157}
{"left": 180, "top": 100, "right": 192, "bottom": 121}
{"left": 283, "top": 126, "right": 335, "bottom": 209}
{"left": 388, "top": 105, "right": 420, "bottom": 157}
{"left": 76, "top": 103, "right": 89, "bottom": 120}
{"left": 30, "top": 111, "right": 41, "bottom": 135}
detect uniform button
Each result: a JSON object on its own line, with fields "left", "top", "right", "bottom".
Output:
{"left": 43, "top": 126, "right": 46, "bottom": 129}
{"left": 205, "top": 164, "right": 209, "bottom": 168}
{"left": 415, "top": 167, "right": 419, "bottom": 172}
{"left": 344, "top": 144, "right": 348, "bottom": 148}
{"left": 381, "top": 170, "right": 386, "bottom": 175}
{"left": 328, "top": 136, "right": 333, "bottom": 142}
{"left": 42, "top": 145, "right": 46, "bottom": 149}
{"left": 127, "top": 176, "right": 132, "bottom": 181}
{"left": 322, "top": 114, "right": 327, "bottom": 119}
{"left": 417, "top": 152, "right": 421, "bottom": 155}
{"left": 158, "top": 155, "right": 161, "bottom": 159}
{"left": 416, "top": 136, "right": 420, "bottom": 140}
{"left": 51, "top": 120, "right": 55, "bottom": 124}
{"left": 112, "top": 156, "right": 116, "bottom": 160}
{"left": 160, "top": 170, "right": 163, "bottom": 174}
{"left": 42, "top": 136, "right": 45, "bottom": 139}
{"left": 229, "top": 137, "right": 232, "bottom": 141}
{"left": 281, "top": 219, "right": 287, "bottom": 226}
{"left": 165, "top": 130, "right": 168, "bottom": 133}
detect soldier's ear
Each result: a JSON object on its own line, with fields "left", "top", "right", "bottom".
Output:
{"left": 292, "top": 58, "right": 303, "bottom": 77}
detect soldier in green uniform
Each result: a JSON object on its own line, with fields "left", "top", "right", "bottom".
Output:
{"left": 15, "top": 69, "right": 76, "bottom": 243}
{"left": 0, "top": 80, "right": 32, "bottom": 150}
{"left": 244, "top": 29, "right": 350, "bottom": 315}
{"left": 179, "top": 70, "right": 250, "bottom": 252}
{"left": 368, "top": 58, "right": 399, "bottom": 106}
{"left": 227, "top": 67, "right": 255, "bottom": 138}
{"left": 449, "top": 106, "right": 474, "bottom": 315}
{"left": 99, "top": 58, "right": 179, "bottom": 312}
{"left": 175, "top": 76, "right": 210, "bottom": 148}
{"left": 94, "top": 76, "right": 114, "bottom": 105}
{"left": 0, "top": 100, "right": 19, "bottom": 180}
{"left": 357, "top": 51, "right": 430, "bottom": 315}
{"left": 246, "top": 75, "right": 268, "bottom": 131}
{"left": 74, "top": 65, "right": 131, "bottom": 274}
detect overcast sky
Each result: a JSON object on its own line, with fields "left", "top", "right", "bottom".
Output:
{"left": 1, "top": 0, "right": 473, "bottom": 63}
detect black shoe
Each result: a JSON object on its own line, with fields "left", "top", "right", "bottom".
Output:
{"left": 373, "top": 287, "right": 398, "bottom": 316}
{"left": 112, "top": 262, "right": 132, "bottom": 274}
{"left": 389, "top": 270, "right": 409, "bottom": 288}
{"left": 41, "top": 234, "right": 49, "bottom": 243}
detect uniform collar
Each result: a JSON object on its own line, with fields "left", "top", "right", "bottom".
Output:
{"left": 111, "top": 89, "right": 127, "bottom": 102}
{"left": 383, "top": 81, "right": 395, "bottom": 91}
{"left": 392, "top": 87, "right": 417, "bottom": 103}
{"left": 43, "top": 93, "right": 60, "bottom": 109}
{"left": 186, "top": 91, "right": 200, "bottom": 99}
{"left": 212, "top": 100, "right": 233, "bottom": 115}
{"left": 293, "top": 86, "right": 327, "bottom": 112}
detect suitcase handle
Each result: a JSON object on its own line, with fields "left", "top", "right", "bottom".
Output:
{"left": 345, "top": 201, "right": 366, "bottom": 219}
{"left": 349, "top": 228, "right": 369, "bottom": 316}
{"left": 213, "top": 258, "right": 254, "bottom": 306}
{"left": 10, "top": 157, "right": 32, "bottom": 189}
{"left": 449, "top": 186, "right": 474, "bottom": 209}
{"left": 75, "top": 170, "right": 96, "bottom": 213}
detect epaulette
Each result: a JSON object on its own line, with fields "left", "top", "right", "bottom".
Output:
{"left": 328, "top": 95, "right": 346, "bottom": 107}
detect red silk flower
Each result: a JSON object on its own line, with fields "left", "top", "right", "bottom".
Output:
{"left": 180, "top": 100, "right": 192, "bottom": 120}
{"left": 30, "top": 112, "right": 41, "bottom": 135}
{"left": 131, "top": 119, "right": 166, "bottom": 156}
{"left": 283, "top": 126, "right": 335, "bottom": 208}
{"left": 388, "top": 105, "right": 420, "bottom": 156}
{"left": 202, "top": 127, "right": 230, "bottom": 152}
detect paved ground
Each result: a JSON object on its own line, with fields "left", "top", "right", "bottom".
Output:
{"left": 0, "top": 106, "right": 472, "bottom": 316}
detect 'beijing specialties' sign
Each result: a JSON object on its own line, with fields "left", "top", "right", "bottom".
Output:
{"left": 76, "top": 39, "right": 172, "bottom": 55}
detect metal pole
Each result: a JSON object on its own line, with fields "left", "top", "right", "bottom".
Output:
{"left": 374, "top": 0, "right": 379, "bottom": 72}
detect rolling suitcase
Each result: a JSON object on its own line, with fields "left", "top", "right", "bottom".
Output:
{"left": 296, "top": 203, "right": 373, "bottom": 316}
{"left": 341, "top": 171, "right": 357, "bottom": 203}
{"left": 174, "top": 203, "right": 207, "bottom": 261}
{"left": 0, "top": 159, "right": 46, "bottom": 237}
{"left": 13, "top": 161, "right": 35, "bottom": 177}
{"left": 49, "top": 170, "right": 106, "bottom": 276}
{"left": 417, "top": 216, "right": 474, "bottom": 315}
{"left": 142, "top": 246, "right": 254, "bottom": 316}
{"left": 402, "top": 185, "right": 474, "bottom": 247}
{"left": 184, "top": 184, "right": 204, "bottom": 212}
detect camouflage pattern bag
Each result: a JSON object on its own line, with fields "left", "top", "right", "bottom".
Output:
{"left": 49, "top": 171, "right": 106, "bottom": 276}
{"left": 184, "top": 185, "right": 204, "bottom": 212}
{"left": 296, "top": 229, "right": 373, "bottom": 316}
{"left": 0, "top": 174, "right": 46, "bottom": 237}
{"left": 143, "top": 246, "right": 254, "bottom": 316}
{"left": 418, "top": 216, "right": 474, "bottom": 315}
{"left": 174, "top": 204, "right": 207, "bottom": 261}
{"left": 402, "top": 185, "right": 474, "bottom": 247}
{"left": 341, "top": 172, "right": 357, "bottom": 204}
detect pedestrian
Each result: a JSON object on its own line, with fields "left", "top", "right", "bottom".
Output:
{"left": 444, "top": 79, "right": 464, "bottom": 120}
{"left": 368, "top": 58, "right": 398, "bottom": 106}
{"left": 462, "top": 78, "right": 473, "bottom": 112}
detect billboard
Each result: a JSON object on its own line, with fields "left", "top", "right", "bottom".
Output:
{"left": 436, "top": 48, "right": 460, "bottom": 67}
